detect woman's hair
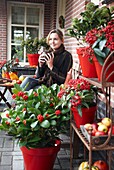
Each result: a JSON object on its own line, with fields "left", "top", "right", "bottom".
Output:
{"left": 46, "top": 29, "right": 64, "bottom": 44}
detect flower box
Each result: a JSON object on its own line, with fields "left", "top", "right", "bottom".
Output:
{"left": 80, "top": 125, "right": 114, "bottom": 145}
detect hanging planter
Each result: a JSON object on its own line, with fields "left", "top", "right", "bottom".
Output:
{"left": 77, "top": 47, "right": 97, "bottom": 78}
{"left": 20, "top": 140, "right": 61, "bottom": 170}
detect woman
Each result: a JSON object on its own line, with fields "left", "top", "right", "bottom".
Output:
{"left": 21, "top": 29, "right": 73, "bottom": 90}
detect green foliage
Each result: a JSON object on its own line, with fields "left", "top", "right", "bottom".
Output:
{"left": 21, "top": 37, "right": 49, "bottom": 54}
{"left": 0, "top": 84, "right": 71, "bottom": 148}
{"left": 67, "top": 2, "right": 114, "bottom": 42}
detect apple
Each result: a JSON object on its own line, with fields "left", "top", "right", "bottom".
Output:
{"left": 91, "top": 123, "right": 98, "bottom": 130}
{"left": 108, "top": 125, "right": 114, "bottom": 135}
{"left": 98, "top": 124, "right": 108, "bottom": 133}
{"left": 101, "top": 117, "right": 112, "bottom": 127}
{"left": 95, "top": 130, "right": 106, "bottom": 136}
{"left": 84, "top": 123, "right": 92, "bottom": 131}
{"left": 19, "top": 75, "right": 25, "bottom": 81}
{"left": 91, "top": 128, "right": 97, "bottom": 136}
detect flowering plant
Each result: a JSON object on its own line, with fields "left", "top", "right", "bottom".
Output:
{"left": 67, "top": 2, "right": 114, "bottom": 45}
{"left": 58, "top": 78, "right": 96, "bottom": 117}
{"left": 85, "top": 19, "right": 114, "bottom": 65}
{"left": 0, "top": 84, "right": 71, "bottom": 148}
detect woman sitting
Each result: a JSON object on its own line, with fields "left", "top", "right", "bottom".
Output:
{"left": 20, "top": 29, "right": 73, "bottom": 90}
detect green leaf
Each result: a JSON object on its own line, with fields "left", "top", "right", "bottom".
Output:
{"left": 40, "top": 120, "right": 50, "bottom": 128}
{"left": 99, "top": 39, "right": 106, "bottom": 51}
{"left": 50, "top": 120, "right": 56, "bottom": 126}
{"left": 31, "top": 121, "right": 38, "bottom": 128}
{"left": 94, "top": 48, "right": 106, "bottom": 58}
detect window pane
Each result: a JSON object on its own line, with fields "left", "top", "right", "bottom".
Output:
{"left": 27, "top": 8, "right": 39, "bottom": 25}
{"left": 11, "top": 45, "right": 24, "bottom": 62}
{"left": 26, "top": 27, "right": 39, "bottom": 39}
{"left": 12, "top": 6, "right": 25, "bottom": 24}
{"left": 12, "top": 26, "right": 24, "bottom": 44}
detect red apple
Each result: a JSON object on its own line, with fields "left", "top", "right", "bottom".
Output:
{"left": 93, "top": 160, "right": 109, "bottom": 170}
{"left": 91, "top": 123, "right": 98, "bottom": 130}
{"left": 108, "top": 125, "right": 114, "bottom": 135}
{"left": 91, "top": 128, "right": 97, "bottom": 136}
{"left": 95, "top": 130, "right": 106, "bottom": 136}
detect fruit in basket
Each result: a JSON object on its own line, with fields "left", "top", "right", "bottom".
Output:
{"left": 101, "top": 117, "right": 111, "bottom": 127}
{"left": 78, "top": 161, "right": 99, "bottom": 170}
{"left": 108, "top": 125, "right": 114, "bottom": 135}
{"left": 95, "top": 130, "right": 106, "bottom": 136}
{"left": 93, "top": 160, "right": 109, "bottom": 170}
{"left": 84, "top": 123, "right": 92, "bottom": 130}
{"left": 19, "top": 75, "right": 25, "bottom": 81}
{"left": 78, "top": 161, "right": 89, "bottom": 170}
{"left": 9, "top": 72, "right": 19, "bottom": 80}
{"left": 97, "top": 124, "right": 108, "bottom": 133}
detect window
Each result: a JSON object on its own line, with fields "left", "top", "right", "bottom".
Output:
{"left": 7, "top": 2, "right": 44, "bottom": 65}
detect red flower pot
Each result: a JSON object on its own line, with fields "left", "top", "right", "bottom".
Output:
{"left": 20, "top": 140, "right": 61, "bottom": 170}
{"left": 77, "top": 47, "right": 97, "bottom": 78}
{"left": 27, "top": 54, "right": 40, "bottom": 66}
{"left": 71, "top": 106, "right": 96, "bottom": 128}
{"left": 93, "top": 56, "right": 114, "bottom": 82}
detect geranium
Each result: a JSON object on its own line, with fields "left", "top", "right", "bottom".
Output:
{"left": 58, "top": 78, "right": 96, "bottom": 117}
{"left": 85, "top": 20, "right": 114, "bottom": 65}
{"left": 0, "top": 84, "right": 71, "bottom": 149}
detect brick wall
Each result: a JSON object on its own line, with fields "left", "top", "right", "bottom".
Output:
{"left": 64, "top": 0, "right": 88, "bottom": 70}
{"left": 0, "top": 0, "right": 7, "bottom": 60}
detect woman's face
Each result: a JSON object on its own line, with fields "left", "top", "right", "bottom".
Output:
{"left": 48, "top": 33, "right": 63, "bottom": 50}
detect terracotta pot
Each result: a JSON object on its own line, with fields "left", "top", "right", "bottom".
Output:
{"left": 76, "top": 47, "right": 97, "bottom": 78}
{"left": 27, "top": 54, "right": 40, "bottom": 66}
{"left": 20, "top": 140, "right": 61, "bottom": 170}
{"left": 71, "top": 106, "right": 96, "bottom": 128}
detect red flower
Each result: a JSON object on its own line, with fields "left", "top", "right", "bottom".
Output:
{"left": 23, "top": 120, "right": 26, "bottom": 125}
{"left": 12, "top": 94, "right": 17, "bottom": 99}
{"left": 57, "top": 89, "right": 65, "bottom": 98}
{"left": 37, "top": 114, "right": 44, "bottom": 122}
{"left": 22, "top": 108, "right": 26, "bottom": 112}
{"left": 16, "top": 117, "right": 20, "bottom": 121}
{"left": 5, "top": 121, "right": 10, "bottom": 125}
{"left": 6, "top": 113, "right": 10, "bottom": 118}
{"left": 55, "top": 110, "right": 61, "bottom": 116}
{"left": 18, "top": 91, "right": 25, "bottom": 97}
{"left": 33, "top": 92, "right": 38, "bottom": 96}
{"left": 22, "top": 95, "right": 28, "bottom": 100}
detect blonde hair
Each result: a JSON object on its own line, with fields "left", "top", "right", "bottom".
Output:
{"left": 46, "top": 29, "right": 64, "bottom": 44}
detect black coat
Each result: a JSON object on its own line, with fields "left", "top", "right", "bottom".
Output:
{"left": 36, "top": 44, "right": 73, "bottom": 86}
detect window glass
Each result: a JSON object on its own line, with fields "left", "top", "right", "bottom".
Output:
{"left": 27, "top": 8, "right": 39, "bottom": 25}
{"left": 12, "top": 26, "right": 24, "bottom": 44}
{"left": 26, "top": 28, "right": 39, "bottom": 39}
{"left": 11, "top": 6, "right": 24, "bottom": 24}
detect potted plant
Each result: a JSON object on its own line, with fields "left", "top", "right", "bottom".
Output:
{"left": 1, "top": 57, "right": 19, "bottom": 79}
{"left": 67, "top": 2, "right": 114, "bottom": 78}
{"left": 0, "top": 83, "right": 71, "bottom": 170}
{"left": 85, "top": 19, "right": 114, "bottom": 81}
{"left": 21, "top": 37, "right": 49, "bottom": 66}
{"left": 58, "top": 78, "right": 97, "bottom": 128}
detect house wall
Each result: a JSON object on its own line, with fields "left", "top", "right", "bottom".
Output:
{"left": 0, "top": 0, "right": 57, "bottom": 61}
